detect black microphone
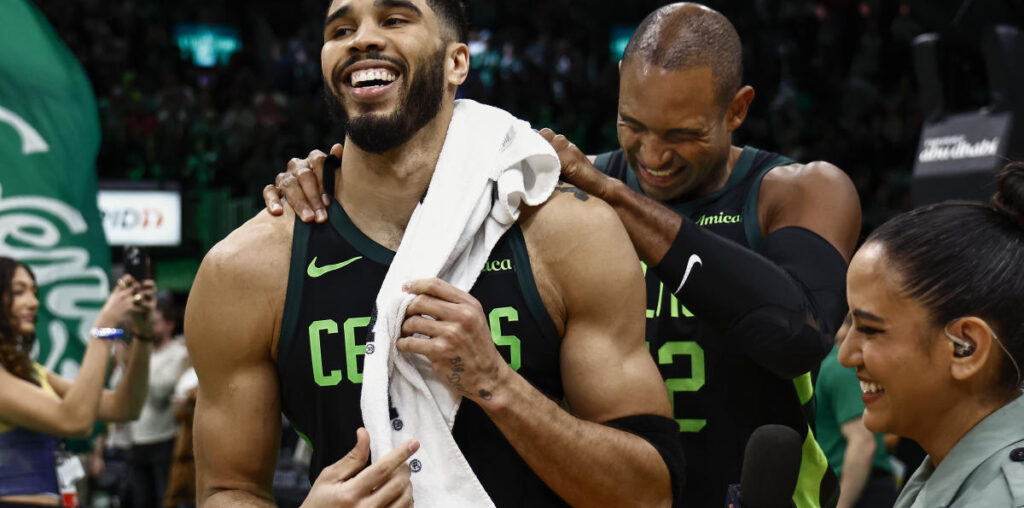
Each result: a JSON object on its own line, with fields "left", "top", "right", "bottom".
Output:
{"left": 725, "top": 424, "right": 803, "bottom": 508}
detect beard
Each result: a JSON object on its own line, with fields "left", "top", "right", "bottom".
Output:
{"left": 325, "top": 48, "right": 447, "bottom": 154}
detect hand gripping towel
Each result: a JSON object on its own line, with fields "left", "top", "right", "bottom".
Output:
{"left": 359, "top": 99, "right": 560, "bottom": 507}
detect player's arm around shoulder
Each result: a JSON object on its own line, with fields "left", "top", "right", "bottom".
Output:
{"left": 186, "top": 208, "right": 295, "bottom": 506}
{"left": 760, "top": 160, "right": 862, "bottom": 261}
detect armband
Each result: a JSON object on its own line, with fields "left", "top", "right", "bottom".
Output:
{"left": 605, "top": 414, "right": 686, "bottom": 508}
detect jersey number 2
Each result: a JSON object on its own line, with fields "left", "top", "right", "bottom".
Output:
{"left": 658, "top": 340, "right": 707, "bottom": 432}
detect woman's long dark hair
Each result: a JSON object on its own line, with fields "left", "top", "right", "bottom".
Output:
{"left": 867, "top": 162, "right": 1024, "bottom": 394}
{"left": 0, "top": 257, "right": 39, "bottom": 386}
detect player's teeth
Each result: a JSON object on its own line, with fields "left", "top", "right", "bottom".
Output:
{"left": 647, "top": 167, "right": 675, "bottom": 177}
{"left": 860, "top": 381, "right": 884, "bottom": 394}
{"left": 350, "top": 68, "right": 398, "bottom": 86}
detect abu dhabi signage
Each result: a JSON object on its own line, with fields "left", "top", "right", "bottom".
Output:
{"left": 914, "top": 111, "right": 1010, "bottom": 177}
{"left": 918, "top": 135, "right": 1000, "bottom": 163}
{"left": 912, "top": 110, "right": 1013, "bottom": 205}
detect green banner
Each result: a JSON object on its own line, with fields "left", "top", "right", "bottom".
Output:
{"left": 0, "top": 0, "right": 111, "bottom": 377}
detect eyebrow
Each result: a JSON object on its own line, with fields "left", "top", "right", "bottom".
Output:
{"left": 325, "top": 5, "right": 351, "bottom": 29}
{"left": 852, "top": 309, "right": 886, "bottom": 323}
{"left": 618, "top": 113, "right": 645, "bottom": 127}
{"left": 377, "top": 0, "right": 422, "bottom": 15}
{"left": 324, "top": 0, "right": 422, "bottom": 31}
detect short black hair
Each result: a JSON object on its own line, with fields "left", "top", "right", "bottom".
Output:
{"left": 868, "top": 161, "right": 1024, "bottom": 395}
{"left": 426, "top": 0, "right": 468, "bottom": 43}
{"left": 622, "top": 2, "right": 742, "bottom": 110}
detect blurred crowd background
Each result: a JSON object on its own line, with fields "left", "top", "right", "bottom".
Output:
{"left": 31, "top": 0, "right": 1001, "bottom": 264}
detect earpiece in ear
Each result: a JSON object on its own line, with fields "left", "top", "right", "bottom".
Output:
{"left": 945, "top": 328, "right": 976, "bottom": 358}
{"left": 953, "top": 341, "right": 976, "bottom": 358}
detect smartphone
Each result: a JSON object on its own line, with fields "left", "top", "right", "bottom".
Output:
{"left": 123, "top": 245, "right": 152, "bottom": 281}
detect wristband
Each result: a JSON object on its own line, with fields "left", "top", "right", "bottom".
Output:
{"left": 605, "top": 414, "right": 686, "bottom": 508}
{"left": 91, "top": 327, "right": 125, "bottom": 340}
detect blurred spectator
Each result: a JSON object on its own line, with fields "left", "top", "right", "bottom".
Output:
{"left": 0, "top": 258, "right": 154, "bottom": 506}
{"left": 163, "top": 366, "right": 197, "bottom": 508}
{"left": 91, "top": 342, "right": 137, "bottom": 508}
{"left": 126, "top": 292, "right": 190, "bottom": 508}
{"left": 815, "top": 314, "right": 899, "bottom": 508}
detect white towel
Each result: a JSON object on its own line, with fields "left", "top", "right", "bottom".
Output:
{"left": 359, "top": 99, "right": 560, "bottom": 507}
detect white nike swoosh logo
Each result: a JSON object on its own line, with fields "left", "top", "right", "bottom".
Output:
{"left": 674, "top": 254, "right": 702, "bottom": 294}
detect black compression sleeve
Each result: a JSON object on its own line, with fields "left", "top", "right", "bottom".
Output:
{"left": 605, "top": 414, "right": 686, "bottom": 508}
{"left": 759, "top": 227, "right": 849, "bottom": 341}
{"left": 652, "top": 221, "right": 848, "bottom": 378}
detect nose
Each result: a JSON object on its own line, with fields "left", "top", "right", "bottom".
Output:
{"left": 348, "top": 22, "right": 387, "bottom": 54}
{"left": 837, "top": 330, "right": 862, "bottom": 369}
{"left": 638, "top": 136, "right": 673, "bottom": 170}
{"left": 26, "top": 291, "right": 39, "bottom": 312}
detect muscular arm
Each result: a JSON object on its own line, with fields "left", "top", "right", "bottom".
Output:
{"left": 399, "top": 191, "right": 676, "bottom": 508}
{"left": 614, "top": 163, "right": 858, "bottom": 377}
{"left": 186, "top": 212, "right": 291, "bottom": 507}
{"left": 545, "top": 132, "right": 860, "bottom": 377}
{"left": 836, "top": 418, "right": 877, "bottom": 508}
{"left": 483, "top": 192, "right": 675, "bottom": 508}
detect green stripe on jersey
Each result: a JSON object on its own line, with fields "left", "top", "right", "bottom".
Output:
{"left": 278, "top": 217, "right": 312, "bottom": 361}
{"left": 294, "top": 427, "right": 314, "bottom": 451}
{"left": 794, "top": 372, "right": 814, "bottom": 406}
{"left": 793, "top": 426, "right": 830, "bottom": 508}
{"left": 508, "top": 225, "right": 561, "bottom": 346}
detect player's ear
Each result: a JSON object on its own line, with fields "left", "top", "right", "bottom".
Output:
{"left": 446, "top": 41, "right": 470, "bottom": 87}
{"left": 725, "top": 86, "right": 754, "bottom": 132}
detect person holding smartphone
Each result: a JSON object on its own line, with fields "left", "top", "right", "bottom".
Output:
{"left": 0, "top": 256, "right": 155, "bottom": 507}
{"left": 124, "top": 290, "right": 190, "bottom": 508}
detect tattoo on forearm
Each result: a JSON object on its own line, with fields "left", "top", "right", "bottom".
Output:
{"left": 448, "top": 356, "right": 467, "bottom": 395}
{"left": 555, "top": 184, "right": 589, "bottom": 202}
{"left": 479, "top": 389, "right": 493, "bottom": 400}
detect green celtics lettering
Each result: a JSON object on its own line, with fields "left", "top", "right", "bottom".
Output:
{"left": 309, "top": 307, "right": 522, "bottom": 386}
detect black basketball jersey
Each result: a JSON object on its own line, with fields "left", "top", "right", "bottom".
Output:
{"left": 595, "top": 147, "right": 837, "bottom": 508}
{"left": 276, "top": 199, "right": 570, "bottom": 507}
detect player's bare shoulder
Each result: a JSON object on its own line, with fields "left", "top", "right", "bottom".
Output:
{"left": 200, "top": 208, "right": 294, "bottom": 290}
{"left": 519, "top": 183, "right": 624, "bottom": 243}
{"left": 763, "top": 160, "right": 853, "bottom": 191}
{"left": 518, "top": 183, "right": 628, "bottom": 271}
{"left": 759, "top": 160, "right": 861, "bottom": 258}
{"left": 517, "top": 184, "right": 639, "bottom": 331}
{"left": 187, "top": 206, "right": 298, "bottom": 357}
